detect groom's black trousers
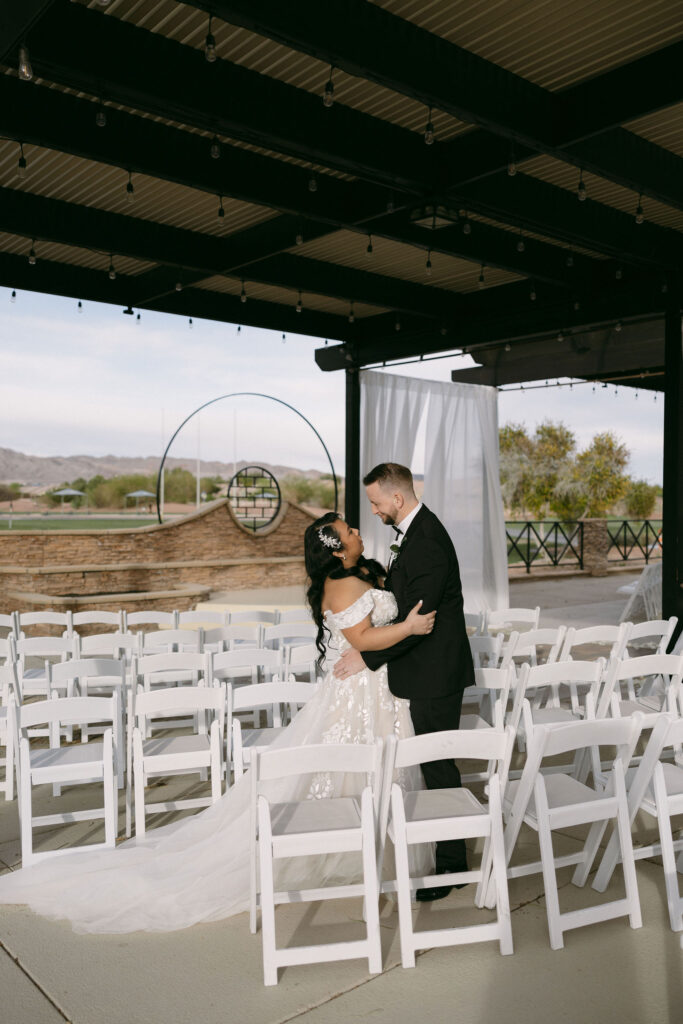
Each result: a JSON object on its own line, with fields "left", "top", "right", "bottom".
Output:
{"left": 409, "top": 690, "right": 468, "bottom": 872}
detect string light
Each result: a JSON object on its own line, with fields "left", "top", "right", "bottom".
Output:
{"left": 108, "top": 255, "right": 116, "bottom": 280}
{"left": 323, "top": 66, "right": 334, "bottom": 107}
{"left": 366, "top": 234, "right": 373, "bottom": 256}
{"left": 577, "top": 169, "right": 587, "bottom": 201}
{"left": 615, "top": 267, "right": 622, "bottom": 280}
{"left": 17, "top": 143, "right": 27, "bottom": 180}
{"left": 516, "top": 231, "right": 525, "bottom": 253}
{"left": 237, "top": 325, "right": 241, "bottom": 334}
{"left": 175, "top": 279, "right": 183, "bottom": 292}
{"left": 282, "top": 333, "right": 286, "bottom": 343}
{"left": 126, "top": 171, "right": 135, "bottom": 203}
{"left": 210, "top": 136, "right": 221, "bottom": 160}
{"left": 77, "top": 300, "right": 83, "bottom": 314}
{"left": 188, "top": 318, "right": 193, "bottom": 328}
{"left": 529, "top": 282, "right": 537, "bottom": 301}
{"left": 240, "top": 281, "right": 247, "bottom": 304}
{"left": 557, "top": 330, "right": 564, "bottom": 341}
{"left": 204, "top": 16, "right": 217, "bottom": 62}
{"left": 573, "top": 299, "right": 581, "bottom": 311}
{"left": 440, "top": 326, "right": 448, "bottom": 336}
{"left": 308, "top": 173, "right": 318, "bottom": 193}
{"left": 507, "top": 142, "right": 517, "bottom": 177}
{"left": 296, "top": 290, "right": 302, "bottom": 313}
{"left": 425, "top": 250, "right": 432, "bottom": 276}
{"left": 96, "top": 103, "right": 107, "bottom": 128}
{"left": 348, "top": 300, "right": 355, "bottom": 324}
{"left": 478, "top": 265, "right": 485, "bottom": 289}
{"left": 386, "top": 194, "right": 395, "bottom": 214}
{"left": 295, "top": 228, "right": 304, "bottom": 246}
{"left": 615, "top": 319, "right": 622, "bottom": 332}
{"left": 566, "top": 253, "right": 574, "bottom": 267}
{"left": 18, "top": 45, "right": 33, "bottom": 82}
{"left": 217, "top": 195, "right": 225, "bottom": 219}
{"left": 10, "top": 290, "right": 16, "bottom": 303}
{"left": 395, "top": 317, "right": 401, "bottom": 331}
{"left": 136, "top": 313, "right": 141, "bottom": 323}
{"left": 635, "top": 193, "right": 644, "bottom": 225}
{"left": 424, "top": 106, "right": 435, "bottom": 145}
{"left": 28, "top": 240, "right": 36, "bottom": 265}
{"left": 462, "top": 214, "right": 472, "bottom": 235}
{"left": 661, "top": 281, "right": 668, "bottom": 293}
{"left": 505, "top": 343, "right": 511, "bottom": 351}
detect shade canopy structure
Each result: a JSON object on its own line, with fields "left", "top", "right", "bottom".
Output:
{"left": 125, "top": 490, "right": 156, "bottom": 499}
{"left": 51, "top": 487, "right": 86, "bottom": 511}
{"left": 2, "top": 1, "right": 681, "bottom": 625}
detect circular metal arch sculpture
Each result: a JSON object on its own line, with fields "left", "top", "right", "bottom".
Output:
{"left": 227, "top": 465, "right": 281, "bottom": 532}
{"left": 155, "top": 392, "right": 339, "bottom": 524}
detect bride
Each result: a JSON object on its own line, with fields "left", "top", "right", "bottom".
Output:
{"left": 0, "top": 513, "right": 434, "bottom": 933}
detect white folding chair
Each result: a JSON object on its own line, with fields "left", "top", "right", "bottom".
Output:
{"left": 493, "top": 715, "right": 644, "bottom": 949}
{"left": 229, "top": 610, "right": 277, "bottom": 626}
{"left": 559, "top": 624, "right": 631, "bottom": 714}
{"left": 487, "top": 607, "right": 540, "bottom": 636}
{"left": 177, "top": 610, "right": 228, "bottom": 628}
{"left": 13, "top": 610, "right": 73, "bottom": 637}
{"left": 624, "top": 617, "right": 678, "bottom": 658}
{"left": 469, "top": 633, "right": 504, "bottom": 669}
{"left": 134, "top": 651, "right": 212, "bottom": 697}
{"left": 383, "top": 728, "right": 515, "bottom": 966}
{"left": 130, "top": 684, "right": 226, "bottom": 836}
{"left": 12, "top": 634, "right": 73, "bottom": 695}
{"left": 252, "top": 740, "right": 383, "bottom": 985}
{"left": 13, "top": 694, "right": 119, "bottom": 866}
{"left": 203, "top": 624, "right": 263, "bottom": 653}
{"left": 48, "top": 658, "right": 127, "bottom": 788}
{"left": 0, "top": 613, "right": 15, "bottom": 634}
{"left": 460, "top": 665, "right": 516, "bottom": 743}
{"left": 276, "top": 607, "right": 312, "bottom": 625}
{"left": 263, "top": 623, "right": 318, "bottom": 651}
{"left": 593, "top": 713, "right": 683, "bottom": 934}
{"left": 124, "top": 610, "right": 178, "bottom": 631}
{"left": 229, "top": 680, "right": 319, "bottom": 780}
{"left": 71, "top": 610, "right": 124, "bottom": 633}
{"left": 598, "top": 653, "right": 683, "bottom": 723}
{"left": 0, "top": 661, "right": 21, "bottom": 800}
{"left": 464, "top": 611, "right": 486, "bottom": 636}
{"left": 212, "top": 648, "right": 283, "bottom": 726}
{"left": 75, "top": 631, "right": 141, "bottom": 667}
{"left": 283, "top": 642, "right": 319, "bottom": 683}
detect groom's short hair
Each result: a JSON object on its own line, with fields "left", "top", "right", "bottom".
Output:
{"left": 363, "top": 462, "right": 415, "bottom": 493}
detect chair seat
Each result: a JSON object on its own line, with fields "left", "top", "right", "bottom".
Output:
{"left": 460, "top": 714, "right": 494, "bottom": 731}
{"left": 506, "top": 774, "right": 600, "bottom": 819}
{"left": 242, "top": 727, "right": 286, "bottom": 749}
{"left": 30, "top": 742, "right": 107, "bottom": 782}
{"left": 142, "top": 734, "right": 210, "bottom": 758}
{"left": 403, "top": 787, "right": 486, "bottom": 822}
{"left": 531, "top": 708, "right": 580, "bottom": 727}
{"left": 270, "top": 796, "right": 361, "bottom": 837}
{"left": 641, "top": 763, "right": 683, "bottom": 814}
{"left": 616, "top": 698, "right": 662, "bottom": 716}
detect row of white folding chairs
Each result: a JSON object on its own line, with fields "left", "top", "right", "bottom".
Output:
{"left": 0, "top": 606, "right": 313, "bottom": 637}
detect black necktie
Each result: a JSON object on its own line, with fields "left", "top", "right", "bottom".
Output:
{"left": 392, "top": 524, "right": 402, "bottom": 537}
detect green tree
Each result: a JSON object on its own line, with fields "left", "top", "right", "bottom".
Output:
{"left": 573, "top": 432, "right": 630, "bottom": 517}
{"left": 499, "top": 423, "right": 534, "bottom": 514}
{"left": 527, "top": 421, "right": 576, "bottom": 518}
{"left": 624, "top": 479, "right": 658, "bottom": 518}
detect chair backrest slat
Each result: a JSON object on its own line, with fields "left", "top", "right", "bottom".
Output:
{"left": 257, "top": 740, "right": 381, "bottom": 782}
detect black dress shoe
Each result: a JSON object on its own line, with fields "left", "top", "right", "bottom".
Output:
{"left": 415, "top": 867, "right": 468, "bottom": 902}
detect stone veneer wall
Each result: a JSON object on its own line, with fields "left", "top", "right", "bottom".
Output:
{"left": 0, "top": 499, "right": 316, "bottom": 614}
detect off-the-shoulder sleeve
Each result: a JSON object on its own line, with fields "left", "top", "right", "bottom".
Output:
{"left": 328, "top": 590, "right": 375, "bottom": 630}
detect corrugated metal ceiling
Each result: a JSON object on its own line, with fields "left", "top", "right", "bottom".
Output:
{"left": 0, "top": 230, "right": 154, "bottom": 276}
{"left": 194, "top": 274, "right": 388, "bottom": 318}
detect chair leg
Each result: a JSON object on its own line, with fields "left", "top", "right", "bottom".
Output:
{"left": 592, "top": 827, "right": 622, "bottom": 893}
{"left": 210, "top": 723, "right": 222, "bottom": 803}
{"left": 133, "top": 731, "right": 146, "bottom": 837}
{"left": 360, "top": 792, "right": 382, "bottom": 974}
{"left": 19, "top": 746, "right": 33, "bottom": 866}
{"left": 103, "top": 730, "right": 116, "bottom": 848}
{"left": 615, "top": 772, "right": 642, "bottom": 931}
{"left": 391, "top": 791, "right": 416, "bottom": 969}
{"left": 572, "top": 818, "right": 609, "bottom": 888}
{"left": 654, "top": 773, "right": 681, "bottom": 931}
{"left": 489, "top": 781, "right": 514, "bottom": 955}
{"left": 535, "top": 783, "right": 564, "bottom": 950}
{"left": 257, "top": 802, "right": 278, "bottom": 986}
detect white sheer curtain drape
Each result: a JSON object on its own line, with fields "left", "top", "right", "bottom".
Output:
{"left": 359, "top": 370, "right": 508, "bottom": 612}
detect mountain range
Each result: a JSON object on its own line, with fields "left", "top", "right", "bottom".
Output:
{"left": 0, "top": 448, "right": 329, "bottom": 488}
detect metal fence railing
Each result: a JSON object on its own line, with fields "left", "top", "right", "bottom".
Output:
{"left": 506, "top": 521, "right": 584, "bottom": 574}
{"left": 607, "top": 520, "right": 663, "bottom": 563}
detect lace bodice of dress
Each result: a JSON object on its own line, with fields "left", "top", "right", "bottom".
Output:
{"left": 324, "top": 588, "right": 398, "bottom": 653}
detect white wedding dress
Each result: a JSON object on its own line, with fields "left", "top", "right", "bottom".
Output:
{"left": 0, "top": 588, "right": 431, "bottom": 933}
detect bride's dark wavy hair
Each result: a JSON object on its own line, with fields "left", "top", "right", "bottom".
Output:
{"left": 305, "top": 512, "right": 386, "bottom": 667}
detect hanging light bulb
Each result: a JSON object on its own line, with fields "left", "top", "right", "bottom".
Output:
{"left": 282, "top": 333, "right": 286, "bottom": 343}
{"left": 661, "top": 280, "right": 668, "bottom": 293}
{"left": 126, "top": 172, "right": 135, "bottom": 203}
{"left": 529, "top": 284, "right": 537, "bottom": 301}
{"left": 366, "top": 235, "right": 373, "bottom": 256}
{"left": 635, "top": 193, "right": 644, "bottom": 225}
{"left": 10, "top": 290, "right": 16, "bottom": 303}
{"left": 77, "top": 300, "right": 83, "bottom": 314}
{"left": 217, "top": 195, "right": 225, "bottom": 219}
{"left": 573, "top": 299, "right": 581, "bottom": 311}
{"left": 237, "top": 325, "right": 241, "bottom": 334}
{"left": 296, "top": 290, "right": 302, "bottom": 313}
{"left": 28, "top": 241, "right": 36, "bottom": 266}
{"left": 97, "top": 0, "right": 112, "bottom": 6}
{"left": 96, "top": 104, "right": 107, "bottom": 128}
{"left": 516, "top": 233, "right": 525, "bottom": 253}
{"left": 395, "top": 317, "right": 401, "bottom": 331}
{"left": 295, "top": 229, "right": 304, "bottom": 246}
{"left": 108, "top": 255, "right": 116, "bottom": 281}
{"left": 615, "top": 319, "right": 622, "bottom": 332}
{"left": 188, "top": 318, "right": 193, "bottom": 328}
{"left": 615, "top": 267, "right": 622, "bottom": 280}
{"left": 425, "top": 250, "right": 432, "bottom": 276}
{"left": 557, "top": 330, "right": 564, "bottom": 341}
{"left": 323, "top": 66, "right": 334, "bottom": 108}
{"left": 386, "top": 194, "right": 395, "bottom": 214}
{"left": 478, "top": 265, "right": 485, "bottom": 289}
{"left": 424, "top": 106, "right": 435, "bottom": 146}
{"left": 204, "top": 16, "right": 217, "bottom": 62}
{"left": 17, "top": 143, "right": 27, "bottom": 180}
{"left": 210, "top": 136, "right": 221, "bottom": 160}
{"left": 505, "top": 343, "right": 511, "bottom": 351}
{"left": 566, "top": 253, "right": 574, "bottom": 268}
{"left": 440, "top": 326, "right": 448, "bottom": 336}
{"left": 462, "top": 216, "right": 472, "bottom": 235}
{"left": 18, "top": 45, "right": 33, "bottom": 82}
{"left": 507, "top": 149, "right": 517, "bottom": 176}
{"left": 240, "top": 281, "right": 247, "bottom": 304}
{"left": 308, "top": 173, "right": 318, "bottom": 193}
{"left": 175, "top": 280, "right": 183, "bottom": 292}
{"left": 577, "top": 170, "right": 587, "bottom": 201}
{"left": 136, "top": 313, "right": 141, "bottom": 323}
{"left": 348, "top": 300, "right": 355, "bottom": 324}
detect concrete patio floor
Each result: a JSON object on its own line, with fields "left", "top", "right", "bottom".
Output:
{"left": 3, "top": 570, "right": 680, "bottom": 1024}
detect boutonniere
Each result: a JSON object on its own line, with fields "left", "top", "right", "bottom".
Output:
{"left": 390, "top": 543, "right": 400, "bottom": 555}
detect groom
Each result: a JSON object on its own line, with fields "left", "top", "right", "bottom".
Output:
{"left": 333, "top": 462, "right": 475, "bottom": 900}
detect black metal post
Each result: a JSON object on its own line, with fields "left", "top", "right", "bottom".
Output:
{"left": 662, "top": 299, "right": 683, "bottom": 643}
{"left": 345, "top": 367, "right": 361, "bottom": 526}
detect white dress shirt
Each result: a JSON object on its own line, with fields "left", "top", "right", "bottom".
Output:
{"left": 388, "top": 501, "right": 422, "bottom": 566}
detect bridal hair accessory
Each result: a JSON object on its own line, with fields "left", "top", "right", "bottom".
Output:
{"left": 318, "top": 528, "right": 342, "bottom": 550}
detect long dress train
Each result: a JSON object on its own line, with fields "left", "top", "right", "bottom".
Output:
{"left": 0, "top": 589, "right": 431, "bottom": 933}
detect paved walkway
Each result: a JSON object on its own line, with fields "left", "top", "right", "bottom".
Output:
{"left": 3, "top": 571, "right": 679, "bottom": 1024}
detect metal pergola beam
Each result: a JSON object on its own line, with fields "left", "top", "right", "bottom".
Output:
{"left": 0, "top": 0, "right": 57, "bottom": 63}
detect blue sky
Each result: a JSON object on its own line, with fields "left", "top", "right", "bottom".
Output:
{"left": 0, "top": 288, "right": 664, "bottom": 483}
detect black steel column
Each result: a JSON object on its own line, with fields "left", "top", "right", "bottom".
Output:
{"left": 345, "top": 367, "right": 361, "bottom": 525}
{"left": 662, "top": 298, "right": 683, "bottom": 641}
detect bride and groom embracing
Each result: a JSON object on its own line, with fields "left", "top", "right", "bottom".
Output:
{"left": 0, "top": 462, "right": 475, "bottom": 932}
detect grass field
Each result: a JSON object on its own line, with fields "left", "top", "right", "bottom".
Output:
{"left": 0, "top": 518, "right": 158, "bottom": 531}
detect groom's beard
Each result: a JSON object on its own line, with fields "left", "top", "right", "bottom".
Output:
{"left": 378, "top": 512, "right": 397, "bottom": 526}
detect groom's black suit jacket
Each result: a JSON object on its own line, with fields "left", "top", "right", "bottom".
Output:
{"left": 361, "top": 505, "right": 475, "bottom": 701}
